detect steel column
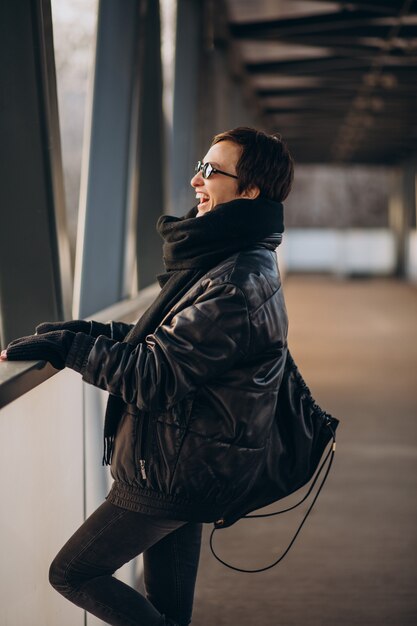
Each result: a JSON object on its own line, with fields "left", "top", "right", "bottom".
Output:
{"left": 74, "top": 0, "right": 144, "bottom": 317}
{"left": 0, "top": 0, "right": 71, "bottom": 346}
{"left": 171, "top": 0, "right": 203, "bottom": 216}
{"left": 389, "top": 163, "right": 417, "bottom": 277}
{"left": 134, "top": 0, "right": 165, "bottom": 289}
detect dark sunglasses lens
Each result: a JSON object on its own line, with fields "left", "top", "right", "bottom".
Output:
{"left": 202, "top": 163, "right": 213, "bottom": 179}
{"left": 194, "top": 161, "right": 213, "bottom": 178}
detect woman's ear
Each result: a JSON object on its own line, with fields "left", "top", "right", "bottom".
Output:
{"left": 241, "top": 185, "right": 260, "bottom": 199}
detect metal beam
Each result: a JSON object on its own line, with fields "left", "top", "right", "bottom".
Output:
{"left": 246, "top": 57, "right": 376, "bottom": 75}
{"left": 0, "top": 0, "right": 71, "bottom": 346}
{"left": 134, "top": 0, "right": 165, "bottom": 289}
{"left": 229, "top": 10, "right": 402, "bottom": 39}
{"left": 389, "top": 164, "right": 417, "bottom": 276}
{"left": 301, "top": 0, "right": 403, "bottom": 11}
{"left": 74, "top": 0, "right": 144, "bottom": 317}
{"left": 170, "top": 0, "right": 202, "bottom": 216}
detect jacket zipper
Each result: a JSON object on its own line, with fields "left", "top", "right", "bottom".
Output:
{"left": 139, "top": 458, "right": 147, "bottom": 481}
{"left": 138, "top": 413, "right": 152, "bottom": 482}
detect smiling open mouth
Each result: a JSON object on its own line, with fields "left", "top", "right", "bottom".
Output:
{"left": 196, "top": 193, "right": 210, "bottom": 210}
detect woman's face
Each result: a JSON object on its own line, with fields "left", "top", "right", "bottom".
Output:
{"left": 190, "top": 140, "right": 258, "bottom": 215}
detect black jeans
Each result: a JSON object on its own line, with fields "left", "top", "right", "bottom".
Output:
{"left": 49, "top": 500, "right": 202, "bottom": 626}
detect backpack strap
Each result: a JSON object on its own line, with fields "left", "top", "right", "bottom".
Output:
{"left": 209, "top": 421, "right": 337, "bottom": 573}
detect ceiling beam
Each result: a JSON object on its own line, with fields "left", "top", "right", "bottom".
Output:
{"left": 225, "top": 0, "right": 417, "bottom": 164}
{"left": 246, "top": 56, "right": 371, "bottom": 74}
{"left": 300, "top": 0, "right": 406, "bottom": 12}
{"left": 229, "top": 10, "right": 401, "bottom": 39}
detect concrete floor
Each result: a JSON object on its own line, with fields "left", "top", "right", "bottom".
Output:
{"left": 191, "top": 275, "right": 417, "bottom": 626}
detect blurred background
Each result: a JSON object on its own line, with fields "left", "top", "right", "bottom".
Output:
{"left": 0, "top": 1, "right": 416, "bottom": 625}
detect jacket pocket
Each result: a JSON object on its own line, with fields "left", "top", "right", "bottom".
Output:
{"left": 110, "top": 411, "right": 139, "bottom": 484}
{"left": 142, "top": 394, "right": 195, "bottom": 493}
{"left": 136, "top": 411, "right": 153, "bottom": 484}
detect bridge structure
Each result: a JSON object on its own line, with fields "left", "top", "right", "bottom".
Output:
{"left": 0, "top": 1, "right": 416, "bottom": 625}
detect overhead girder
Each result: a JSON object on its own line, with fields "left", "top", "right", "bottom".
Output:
{"left": 224, "top": 0, "right": 416, "bottom": 163}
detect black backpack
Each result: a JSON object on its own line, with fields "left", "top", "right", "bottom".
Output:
{"left": 210, "top": 349, "right": 339, "bottom": 572}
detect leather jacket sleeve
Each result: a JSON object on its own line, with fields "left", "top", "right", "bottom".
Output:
{"left": 110, "top": 321, "right": 135, "bottom": 341}
{"left": 74, "top": 282, "right": 250, "bottom": 411}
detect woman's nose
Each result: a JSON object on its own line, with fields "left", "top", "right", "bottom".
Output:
{"left": 190, "top": 171, "right": 203, "bottom": 187}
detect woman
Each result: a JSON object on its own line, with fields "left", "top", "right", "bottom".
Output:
{"left": 1, "top": 127, "right": 294, "bottom": 625}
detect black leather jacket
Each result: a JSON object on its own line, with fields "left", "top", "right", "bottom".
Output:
{"left": 78, "top": 242, "right": 288, "bottom": 523}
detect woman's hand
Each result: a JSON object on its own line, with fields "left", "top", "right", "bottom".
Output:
{"left": 2, "top": 330, "right": 77, "bottom": 370}
{"left": 36, "top": 319, "right": 111, "bottom": 338}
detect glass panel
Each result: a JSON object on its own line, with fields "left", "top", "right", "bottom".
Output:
{"left": 160, "top": 0, "right": 177, "bottom": 130}
{"left": 51, "top": 0, "right": 98, "bottom": 266}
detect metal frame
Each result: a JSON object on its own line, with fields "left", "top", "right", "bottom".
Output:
{"left": 0, "top": 0, "right": 72, "bottom": 346}
{"left": 171, "top": 0, "right": 202, "bottom": 215}
{"left": 73, "top": 0, "right": 145, "bottom": 318}
{"left": 134, "top": 0, "right": 166, "bottom": 289}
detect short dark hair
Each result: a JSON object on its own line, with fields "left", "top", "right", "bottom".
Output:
{"left": 211, "top": 126, "right": 294, "bottom": 202}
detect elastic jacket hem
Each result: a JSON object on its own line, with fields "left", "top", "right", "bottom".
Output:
{"left": 106, "top": 481, "right": 225, "bottom": 523}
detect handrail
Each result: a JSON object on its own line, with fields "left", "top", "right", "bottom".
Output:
{"left": 0, "top": 282, "right": 160, "bottom": 411}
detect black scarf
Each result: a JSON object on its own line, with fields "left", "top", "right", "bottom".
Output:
{"left": 102, "top": 196, "right": 284, "bottom": 464}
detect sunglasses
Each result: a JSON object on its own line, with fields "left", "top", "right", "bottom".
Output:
{"left": 195, "top": 161, "right": 238, "bottom": 180}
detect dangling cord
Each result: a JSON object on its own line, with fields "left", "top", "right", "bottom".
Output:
{"left": 209, "top": 423, "right": 336, "bottom": 573}
{"left": 245, "top": 423, "right": 334, "bottom": 519}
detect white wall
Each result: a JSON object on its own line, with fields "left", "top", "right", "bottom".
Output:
{"left": 0, "top": 370, "right": 84, "bottom": 626}
{"left": 280, "top": 228, "right": 397, "bottom": 276}
{"left": 0, "top": 370, "right": 142, "bottom": 626}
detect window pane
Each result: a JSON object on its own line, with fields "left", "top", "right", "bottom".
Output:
{"left": 51, "top": 0, "right": 98, "bottom": 265}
